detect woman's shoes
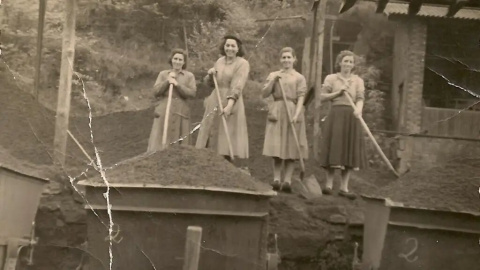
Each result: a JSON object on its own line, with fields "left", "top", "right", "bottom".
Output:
{"left": 322, "top": 187, "right": 333, "bottom": 195}
{"left": 322, "top": 186, "right": 356, "bottom": 200}
{"left": 280, "top": 182, "right": 292, "bottom": 193}
{"left": 338, "top": 190, "right": 356, "bottom": 200}
{"left": 271, "top": 181, "right": 292, "bottom": 193}
{"left": 271, "top": 180, "right": 281, "bottom": 191}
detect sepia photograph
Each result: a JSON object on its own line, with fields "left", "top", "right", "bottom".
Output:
{"left": 0, "top": 0, "right": 479, "bottom": 269}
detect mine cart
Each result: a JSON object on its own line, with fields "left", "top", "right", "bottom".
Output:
{"left": 78, "top": 146, "right": 276, "bottom": 270}
{"left": 79, "top": 183, "right": 275, "bottom": 270}
{"left": 0, "top": 165, "right": 48, "bottom": 270}
{"left": 360, "top": 195, "right": 480, "bottom": 270}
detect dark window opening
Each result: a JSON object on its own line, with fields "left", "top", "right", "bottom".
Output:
{"left": 423, "top": 20, "right": 480, "bottom": 111}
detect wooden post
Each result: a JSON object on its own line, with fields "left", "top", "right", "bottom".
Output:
{"left": 53, "top": 0, "right": 77, "bottom": 166}
{"left": 34, "top": 0, "right": 47, "bottom": 100}
{"left": 182, "top": 226, "right": 202, "bottom": 270}
{"left": 301, "top": 1, "right": 316, "bottom": 88}
{"left": 313, "top": 0, "right": 327, "bottom": 160}
{"left": 0, "top": 0, "right": 4, "bottom": 56}
{"left": 183, "top": 20, "right": 188, "bottom": 55}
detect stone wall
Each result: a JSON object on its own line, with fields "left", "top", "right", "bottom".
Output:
{"left": 394, "top": 135, "right": 480, "bottom": 171}
{"left": 410, "top": 136, "right": 480, "bottom": 168}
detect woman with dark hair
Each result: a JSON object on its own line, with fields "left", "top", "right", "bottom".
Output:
{"left": 195, "top": 35, "right": 250, "bottom": 160}
{"left": 262, "top": 47, "right": 308, "bottom": 192}
{"left": 319, "top": 50, "right": 367, "bottom": 199}
{"left": 147, "top": 48, "right": 196, "bottom": 152}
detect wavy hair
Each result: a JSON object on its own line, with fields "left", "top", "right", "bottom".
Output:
{"left": 168, "top": 48, "right": 188, "bottom": 69}
{"left": 219, "top": 35, "right": 245, "bottom": 57}
{"left": 335, "top": 50, "right": 356, "bottom": 72}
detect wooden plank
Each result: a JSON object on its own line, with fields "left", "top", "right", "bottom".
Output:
{"left": 33, "top": 0, "right": 47, "bottom": 100}
{"left": 183, "top": 226, "right": 203, "bottom": 270}
{"left": 255, "top": 15, "right": 306, "bottom": 22}
{"left": 53, "top": 0, "right": 77, "bottom": 166}
{"left": 422, "top": 107, "right": 480, "bottom": 138}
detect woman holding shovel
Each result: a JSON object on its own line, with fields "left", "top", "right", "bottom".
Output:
{"left": 262, "top": 47, "right": 308, "bottom": 193}
{"left": 319, "top": 50, "right": 367, "bottom": 199}
{"left": 147, "top": 48, "right": 197, "bottom": 152}
{"left": 195, "top": 35, "right": 250, "bottom": 161}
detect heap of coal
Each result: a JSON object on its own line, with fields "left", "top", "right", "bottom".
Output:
{"left": 374, "top": 158, "right": 480, "bottom": 213}
{"left": 91, "top": 145, "right": 272, "bottom": 193}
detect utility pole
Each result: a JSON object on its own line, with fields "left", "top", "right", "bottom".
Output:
{"left": 312, "top": 0, "right": 327, "bottom": 160}
{"left": 53, "top": 0, "right": 77, "bottom": 166}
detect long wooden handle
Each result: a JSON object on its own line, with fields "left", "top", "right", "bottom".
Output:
{"left": 212, "top": 75, "right": 235, "bottom": 160}
{"left": 162, "top": 83, "right": 174, "bottom": 149}
{"left": 278, "top": 79, "right": 305, "bottom": 172}
{"left": 344, "top": 93, "right": 399, "bottom": 177}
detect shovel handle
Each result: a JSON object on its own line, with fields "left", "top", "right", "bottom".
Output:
{"left": 278, "top": 79, "right": 305, "bottom": 172}
{"left": 343, "top": 92, "right": 399, "bottom": 177}
{"left": 162, "top": 83, "right": 174, "bottom": 149}
{"left": 213, "top": 75, "right": 235, "bottom": 160}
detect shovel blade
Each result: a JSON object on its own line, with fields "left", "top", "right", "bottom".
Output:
{"left": 291, "top": 178, "right": 314, "bottom": 199}
{"left": 303, "top": 174, "right": 323, "bottom": 196}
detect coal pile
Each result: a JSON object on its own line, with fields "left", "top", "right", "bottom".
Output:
{"left": 374, "top": 158, "right": 480, "bottom": 213}
{"left": 0, "top": 146, "right": 56, "bottom": 180}
{"left": 91, "top": 145, "right": 272, "bottom": 192}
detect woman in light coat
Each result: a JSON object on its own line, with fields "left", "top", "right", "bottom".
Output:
{"left": 262, "top": 47, "right": 308, "bottom": 192}
{"left": 195, "top": 35, "right": 250, "bottom": 160}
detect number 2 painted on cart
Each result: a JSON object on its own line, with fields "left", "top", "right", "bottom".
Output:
{"left": 398, "top": 237, "right": 419, "bottom": 263}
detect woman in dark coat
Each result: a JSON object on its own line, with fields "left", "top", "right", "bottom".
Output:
{"left": 147, "top": 48, "right": 196, "bottom": 152}
{"left": 319, "top": 50, "right": 367, "bottom": 199}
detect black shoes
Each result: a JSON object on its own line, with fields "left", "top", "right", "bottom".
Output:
{"left": 322, "top": 187, "right": 333, "bottom": 195}
{"left": 322, "top": 187, "right": 356, "bottom": 200}
{"left": 271, "top": 181, "right": 292, "bottom": 193}
{"left": 272, "top": 180, "right": 281, "bottom": 191}
{"left": 338, "top": 190, "right": 356, "bottom": 200}
{"left": 280, "top": 182, "right": 292, "bottom": 193}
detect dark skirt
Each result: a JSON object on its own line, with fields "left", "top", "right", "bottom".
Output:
{"left": 319, "top": 105, "right": 367, "bottom": 170}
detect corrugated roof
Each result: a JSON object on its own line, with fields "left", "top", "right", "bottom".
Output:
{"left": 384, "top": 2, "right": 480, "bottom": 21}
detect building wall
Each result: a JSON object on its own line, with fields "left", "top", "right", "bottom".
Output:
{"left": 391, "top": 18, "right": 427, "bottom": 134}
{"left": 399, "top": 136, "right": 480, "bottom": 170}
{"left": 390, "top": 18, "right": 428, "bottom": 173}
{"left": 391, "top": 22, "right": 409, "bottom": 130}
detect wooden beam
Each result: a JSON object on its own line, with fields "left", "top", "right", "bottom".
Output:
{"left": 313, "top": 0, "right": 327, "bottom": 160}
{"left": 376, "top": 0, "right": 390, "bottom": 13}
{"left": 255, "top": 15, "right": 306, "bottom": 22}
{"left": 446, "top": 0, "right": 468, "bottom": 17}
{"left": 53, "top": 0, "right": 77, "bottom": 166}
{"left": 408, "top": 0, "right": 424, "bottom": 16}
{"left": 339, "top": 0, "right": 359, "bottom": 14}
{"left": 182, "top": 226, "right": 202, "bottom": 270}
{"left": 34, "top": 0, "right": 47, "bottom": 101}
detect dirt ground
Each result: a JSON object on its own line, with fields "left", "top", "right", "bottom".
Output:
{"left": 2, "top": 67, "right": 478, "bottom": 269}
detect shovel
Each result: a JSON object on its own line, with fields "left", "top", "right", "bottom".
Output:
{"left": 277, "top": 79, "right": 305, "bottom": 179}
{"left": 303, "top": 174, "right": 323, "bottom": 197}
{"left": 161, "top": 83, "right": 174, "bottom": 149}
{"left": 213, "top": 74, "right": 235, "bottom": 160}
{"left": 343, "top": 92, "right": 399, "bottom": 177}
